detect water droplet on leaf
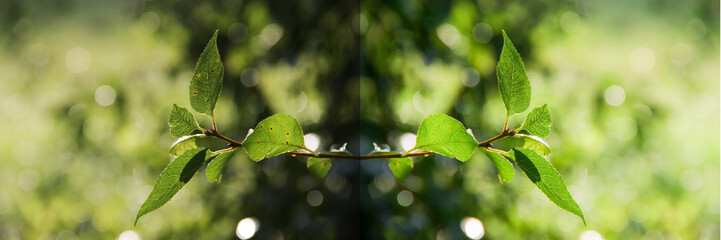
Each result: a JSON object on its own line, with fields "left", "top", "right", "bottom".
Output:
{"left": 330, "top": 143, "right": 348, "bottom": 152}
{"left": 373, "top": 142, "right": 390, "bottom": 152}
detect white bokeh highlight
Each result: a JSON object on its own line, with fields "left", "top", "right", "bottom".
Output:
{"left": 399, "top": 133, "right": 417, "bottom": 152}
{"left": 65, "top": 47, "right": 91, "bottom": 73}
{"left": 117, "top": 230, "right": 140, "bottom": 240}
{"left": 460, "top": 217, "right": 485, "bottom": 239}
{"left": 579, "top": 230, "right": 603, "bottom": 240}
{"left": 95, "top": 85, "right": 117, "bottom": 107}
{"left": 304, "top": 133, "right": 321, "bottom": 151}
{"left": 236, "top": 218, "right": 259, "bottom": 240}
{"left": 604, "top": 85, "right": 625, "bottom": 107}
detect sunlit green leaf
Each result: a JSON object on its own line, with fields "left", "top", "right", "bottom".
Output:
{"left": 206, "top": 149, "right": 238, "bottom": 183}
{"left": 497, "top": 30, "right": 531, "bottom": 117}
{"left": 519, "top": 104, "right": 552, "bottom": 138}
{"left": 412, "top": 113, "right": 478, "bottom": 161}
{"left": 168, "top": 104, "right": 201, "bottom": 138}
{"left": 481, "top": 149, "right": 514, "bottom": 183}
{"left": 307, "top": 157, "right": 332, "bottom": 179}
{"left": 135, "top": 148, "right": 207, "bottom": 226}
{"left": 513, "top": 148, "right": 585, "bottom": 225}
{"left": 242, "top": 114, "right": 307, "bottom": 162}
{"left": 515, "top": 134, "right": 551, "bottom": 156}
{"left": 189, "top": 30, "right": 224, "bottom": 117}
{"left": 367, "top": 150, "right": 413, "bottom": 181}
{"left": 169, "top": 134, "right": 214, "bottom": 157}
{"left": 389, "top": 157, "right": 413, "bottom": 181}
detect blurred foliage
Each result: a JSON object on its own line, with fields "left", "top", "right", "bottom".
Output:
{"left": 0, "top": 0, "right": 718, "bottom": 239}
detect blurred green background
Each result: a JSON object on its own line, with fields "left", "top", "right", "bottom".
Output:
{"left": 0, "top": 0, "right": 718, "bottom": 239}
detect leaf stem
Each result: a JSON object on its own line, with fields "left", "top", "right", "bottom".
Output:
{"left": 478, "top": 128, "right": 516, "bottom": 148}
{"left": 503, "top": 116, "right": 509, "bottom": 131}
{"left": 485, "top": 147, "right": 508, "bottom": 155}
{"left": 211, "top": 147, "right": 236, "bottom": 155}
{"left": 400, "top": 147, "right": 417, "bottom": 157}
{"left": 206, "top": 129, "right": 243, "bottom": 148}
{"left": 211, "top": 116, "right": 218, "bottom": 131}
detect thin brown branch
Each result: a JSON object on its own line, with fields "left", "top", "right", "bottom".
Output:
{"left": 477, "top": 129, "right": 516, "bottom": 148}
{"left": 206, "top": 129, "right": 243, "bottom": 147}
{"left": 206, "top": 125, "right": 517, "bottom": 160}
{"left": 283, "top": 150, "right": 437, "bottom": 160}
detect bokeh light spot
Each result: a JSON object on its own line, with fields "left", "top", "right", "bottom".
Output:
{"left": 685, "top": 18, "right": 707, "bottom": 39}
{"left": 13, "top": 18, "right": 34, "bottom": 40}
{"left": 437, "top": 24, "right": 461, "bottom": 49}
{"left": 397, "top": 190, "right": 414, "bottom": 207}
{"left": 579, "top": 230, "right": 603, "bottom": 240}
{"left": 398, "top": 133, "right": 417, "bottom": 152}
{"left": 304, "top": 133, "right": 321, "bottom": 151}
{"left": 117, "top": 230, "right": 140, "bottom": 240}
{"left": 462, "top": 68, "right": 480, "bottom": 87}
{"left": 604, "top": 85, "right": 625, "bottom": 107}
{"left": 629, "top": 47, "right": 655, "bottom": 73}
{"left": 460, "top": 217, "right": 484, "bottom": 239}
{"left": 236, "top": 218, "right": 259, "bottom": 239}
{"left": 259, "top": 24, "right": 283, "bottom": 49}
{"left": 307, "top": 190, "right": 323, "bottom": 207}
{"left": 65, "top": 47, "right": 92, "bottom": 73}
{"left": 472, "top": 23, "right": 492, "bottom": 43}
{"left": 140, "top": 11, "right": 160, "bottom": 32}
{"left": 95, "top": 85, "right": 117, "bottom": 107}
{"left": 240, "top": 68, "right": 259, "bottom": 87}
{"left": 560, "top": 12, "right": 580, "bottom": 33}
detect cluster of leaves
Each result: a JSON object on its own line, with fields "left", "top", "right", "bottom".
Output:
{"left": 135, "top": 30, "right": 584, "bottom": 226}
{"left": 135, "top": 31, "right": 318, "bottom": 225}
{"left": 379, "top": 31, "right": 583, "bottom": 224}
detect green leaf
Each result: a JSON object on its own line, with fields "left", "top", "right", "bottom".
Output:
{"left": 412, "top": 113, "right": 478, "bottom": 161}
{"left": 515, "top": 134, "right": 551, "bottom": 156}
{"left": 242, "top": 114, "right": 307, "bottom": 162}
{"left": 518, "top": 104, "right": 552, "bottom": 138}
{"left": 206, "top": 149, "right": 238, "bottom": 183}
{"left": 189, "top": 30, "right": 224, "bottom": 117}
{"left": 367, "top": 150, "right": 413, "bottom": 181}
{"left": 135, "top": 148, "right": 207, "bottom": 225}
{"left": 169, "top": 134, "right": 215, "bottom": 157}
{"left": 389, "top": 157, "right": 413, "bottom": 181}
{"left": 497, "top": 30, "right": 531, "bottom": 117}
{"left": 481, "top": 149, "right": 514, "bottom": 183}
{"left": 307, "top": 157, "right": 332, "bottom": 179}
{"left": 513, "top": 148, "right": 585, "bottom": 225}
{"left": 168, "top": 104, "right": 201, "bottom": 138}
